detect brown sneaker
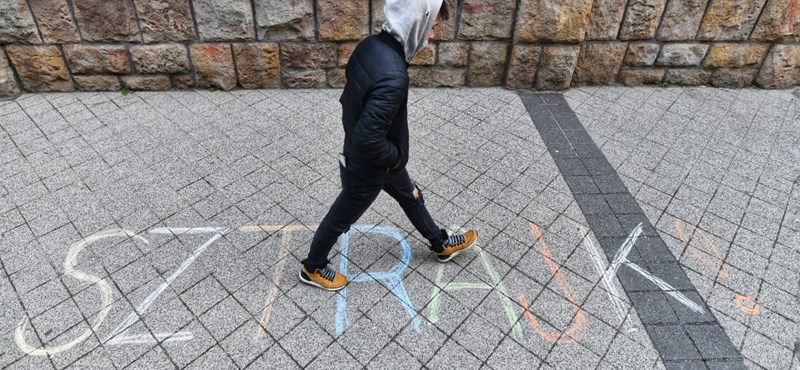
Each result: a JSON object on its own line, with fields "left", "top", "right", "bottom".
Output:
{"left": 435, "top": 230, "right": 478, "bottom": 262}
{"left": 299, "top": 264, "right": 348, "bottom": 291}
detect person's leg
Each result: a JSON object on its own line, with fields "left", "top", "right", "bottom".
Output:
{"left": 382, "top": 169, "right": 447, "bottom": 251}
{"left": 304, "top": 166, "right": 382, "bottom": 271}
{"left": 383, "top": 169, "right": 479, "bottom": 262}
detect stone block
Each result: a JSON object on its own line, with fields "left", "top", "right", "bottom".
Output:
{"left": 28, "top": 0, "right": 80, "bottom": 43}
{"left": 281, "top": 43, "right": 337, "bottom": 69}
{"left": 121, "top": 75, "right": 172, "bottom": 90}
{"left": 6, "top": 46, "right": 73, "bottom": 92}
{"left": 0, "top": 0, "right": 41, "bottom": 43}
{"left": 372, "top": 0, "right": 387, "bottom": 34}
{"left": 131, "top": 44, "right": 190, "bottom": 74}
{"left": 433, "top": 0, "right": 458, "bottom": 40}
{"left": 284, "top": 69, "right": 327, "bottom": 88}
{"left": 133, "top": 0, "right": 196, "bottom": 42}
{"left": 506, "top": 45, "right": 541, "bottom": 89}
{"left": 233, "top": 43, "right": 281, "bottom": 89}
{"left": 72, "top": 0, "right": 140, "bottom": 42}
{"left": 756, "top": 44, "right": 800, "bottom": 88}
{"left": 411, "top": 44, "right": 436, "bottom": 66}
{"left": 751, "top": 0, "right": 800, "bottom": 42}
{"left": 64, "top": 45, "right": 131, "bottom": 74}
{"left": 318, "top": 0, "right": 368, "bottom": 41}
{"left": 535, "top": 46, "right": 579, "bottom": 90}
{"left": 624, "top": 43, "right": 660, "bottom": 66}
{"left": 704, "top": 44, "right": 770, "bottom": 68}
{"left": 328, "top": 68, "right": 346, "bottom": 88}
{"left": 73, "top": 75, "right": 121, "bottom": 91}
{"left": 193, "top": 0, "right": 255, "bottom": 41}
{"left": 171, "top": 74, "right": 194, "bottom": 89}
{"left": 619, "top": 0, "right": 668, "bottom": 40}
{"left": 656, "top": 44, "right": 709, "bottom": 67}
{"left": 711, "top": 69, "right": 758, "bottom": 88}
{"left": 664, "top": 69, "right": 711, "bottom": 85}
{"left": 697, "top": 0, "right": 766, "bottom": 40}
{"left": 190, "top": 44, "right": 237, "bottom": 90}
{"left": 408, "top": 67, "right": 466, "bottom": 87}
{"left": 254, "top": 0, "right": 314, "bottom": 40}
{"left": 516, "top": 0, "right": 593, "bottom": 42}
{"left": 657, "top": 0, "right": 707, "bottom": 40}
{"left": 338, "top": 43, "right": 357, "bottom": 67}
{"left": 438, "top": 42, "right": 469, "bottom": 67}
{"left": 619, "top": 69, "right": 665, "bottom": 85}
{"left": 468, "top": 42, "right": 508, "bottom": 87}
{"left": 458, "top": 0, "right": 516, "bottom": 40}
{"left": 585, "top": 0, "right": 627, "bottom": 40}
{"left": 0, "top": 47, "right": 20, "bottom": 96}
{"left": 373, "top": 0, "right": 457, "bottom": 40}
{"left": 573, "top": 43, "right": 626, "bottom": 85}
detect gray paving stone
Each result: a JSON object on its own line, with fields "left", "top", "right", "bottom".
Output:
{"left": 185, "top": 345, "right": 237, "bottom": 369}
{"left": 125, "top": 346, "right": 174, "bottom": 370}
{"left": 663, "top": 361, "right": 707, "bottom": 370}
{"left": 425, "top": 338, "right": 482, "bottom": 370}
{"left": 29, "top": 298, "right": 86, "bottom": 344}
{"left": 329, "top": 313, "right": 389, "bottom": 364}
{"left": 574, "top": 194, "right": 613, "bottom": 215}
{"left": 248, "top": 343, "right": 300, "bottom": 369}
{"left": 179, "top": 276, "right": 230, "bottom": 317}
{"left": 648, "top": 324, "right": 702, "bottom": 361}
{"left": 705, "top": 360, "right": 749, "bottom": 370}
{"left": 545, "top": 340, "right": 602, "bottom": 369}
{"left": 219, "top": 320, "right": 275, "bottom": 368}
{"left": 740, "top": 329, "right": 794, "bottom": 369}
{"left": 629, "top": 291, "right": 680, "bottom": 324}
{"left": 364, "top": 341, "right": 420, "bottom": 369}
{"left": 685, "top": 324, "right": 742, "bottom": 360}
{"left": 200, "top": 296, "right": 251, "bottom": 342}
{"left": 19, "top": 279, "right": 70, "bottom": 319}
{"left": 603, "top": 334, "right": 661, "bottom": 368}
{"left": 279, "top": 318, "right": 334, "bottom": 368}
{"left": 451, "top": 313, "right": 505, "bottom": 362}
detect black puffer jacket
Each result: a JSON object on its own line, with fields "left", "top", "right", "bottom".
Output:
{"left": 339, "top": 31, "right": 409, "bottom": 175}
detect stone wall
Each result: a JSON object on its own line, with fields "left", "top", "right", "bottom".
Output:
{"left": 1, "top": 0, "right": 798, "bottom": 96}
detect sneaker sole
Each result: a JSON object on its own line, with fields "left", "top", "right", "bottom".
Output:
{"left": 298, "top": 271, "right": 346, "bottom": 291}
{"left": 436, "top": 235, "right": 478, "bottom": 263}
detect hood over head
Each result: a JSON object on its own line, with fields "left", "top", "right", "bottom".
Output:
{"left": 382, "top": 0, "right": 443, "bottom": 63}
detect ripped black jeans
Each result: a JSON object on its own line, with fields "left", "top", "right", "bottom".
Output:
{"left": 304, "top": 163, "right": 448, "bottom": 271}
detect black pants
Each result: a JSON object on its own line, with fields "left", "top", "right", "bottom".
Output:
{"left": 304, "top": 163, "right": 447, "bottom": 271}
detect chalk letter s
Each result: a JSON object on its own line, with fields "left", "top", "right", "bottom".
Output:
{"left": 15, "top": 230, "right": 148, "bottom": 356}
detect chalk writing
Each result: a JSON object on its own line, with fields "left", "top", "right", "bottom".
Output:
{"left": 675, "top": 219, "right": 729, "bottom": 279}
{"left": 519, "top": 223, "right": 586, "bottom": 345}
{"left": 105, "top": 227, "right": 226, "bottom": 345}
{"left": 583, "top": 228, "right": 636, "bottom": 333}
{"left": 674, "top": 218, "right": 761, "bottom": 315}
{"left": 734, "top": 295, "right": 761, "bottom": 315}
{"left": 239, "top": 225, "right": 319, "bottom": 338}
{"left": 427, "top": 225, "right": 524, "bottom": 340}
{"left": 601, "top": 223, "right": 706, "bottom": 314}
{"left": 336, "top": 225, "right": 421, "bottom": 336}
{"left": 15, "top": 230, "right": 145, "bottom": 355}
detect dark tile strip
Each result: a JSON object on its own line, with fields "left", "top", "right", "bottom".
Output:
{"left": 520, "top": 93, "right": 745, "bottom": 369}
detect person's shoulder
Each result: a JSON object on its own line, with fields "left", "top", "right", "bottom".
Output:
{"left": 352, "top": 35, "right": 407, "bottom": 75}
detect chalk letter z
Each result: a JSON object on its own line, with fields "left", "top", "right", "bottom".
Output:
{"left": 105, "top": 227, "right": 226, "bottom": 345}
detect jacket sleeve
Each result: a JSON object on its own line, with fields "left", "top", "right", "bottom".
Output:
{"left": 353, "top": 72, "right": 408, "bottom": 168}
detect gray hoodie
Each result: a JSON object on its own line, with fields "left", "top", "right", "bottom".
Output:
{"left": 382, "top": 0, "right": 443, "bottom": 63}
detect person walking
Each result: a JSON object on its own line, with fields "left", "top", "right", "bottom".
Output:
{"left": 299, "top": 0, "right": 478, "bottom": 291}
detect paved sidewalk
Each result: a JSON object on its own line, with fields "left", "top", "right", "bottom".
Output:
{"left": 0, "top": 86, "right": 797, "bottom": 369}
